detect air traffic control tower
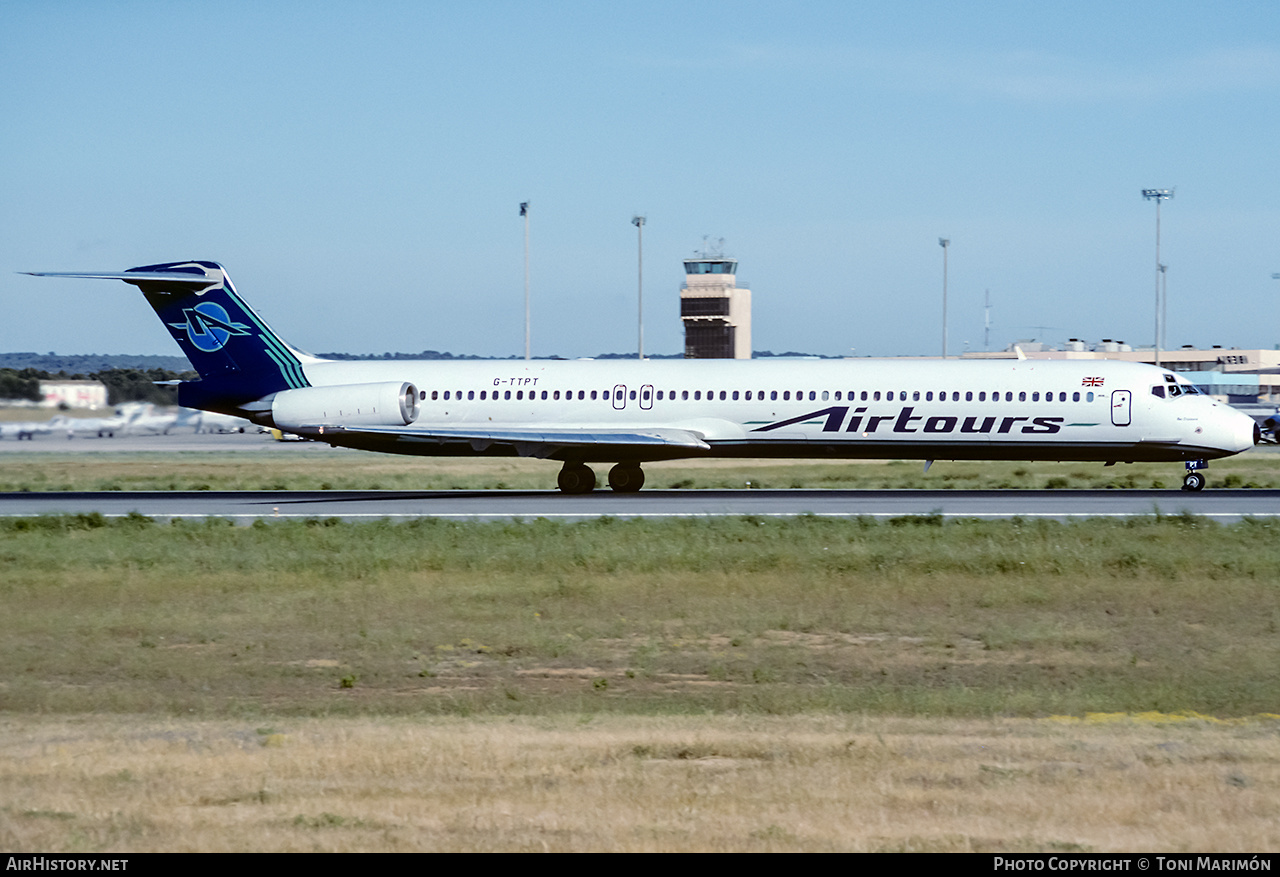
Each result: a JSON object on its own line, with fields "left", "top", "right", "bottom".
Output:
{"left": 681, "top": 243, "right": 751, "bottom": 359}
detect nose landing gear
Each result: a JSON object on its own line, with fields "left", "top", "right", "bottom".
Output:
{"left": 1182, "top": 460, "right": 1207, "bottom": 491}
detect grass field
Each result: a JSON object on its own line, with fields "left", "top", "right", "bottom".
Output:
{"left": 4, "top": 456, "right": 1280, "bottom": 850}
{"left": 3, "top": 447, "right": 1280, "bottom": 491}
{"left": 4, "top": 513, "right": 1278, "bottom": 718}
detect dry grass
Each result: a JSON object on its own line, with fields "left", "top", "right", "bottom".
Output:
{"left": 1, "top": 713, "right": 1277, "bottom": 852}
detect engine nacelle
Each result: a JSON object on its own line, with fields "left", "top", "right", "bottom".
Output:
{"left": 270, "top": 382, "right": 419, "bottom": 430}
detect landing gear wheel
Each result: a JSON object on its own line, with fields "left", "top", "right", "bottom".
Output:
{"left": 608, "top": 463, "right": 645, "bottom": 493}
{"left": 1182, "top": 472, "right": 1205, "bottom": 492}
{"left": 557, "top": 464, "right": 596, "bottom": 494}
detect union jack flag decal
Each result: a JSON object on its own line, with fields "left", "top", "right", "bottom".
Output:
{"left": 1082, "top": 376, "right": 1105, "bottom": 387}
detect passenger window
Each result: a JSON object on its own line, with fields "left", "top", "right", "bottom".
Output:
{"left": 682, "top": 390, "right": 689, "bottom": 400}
{"left": 821, "top": 390, "right": 829, "bottom": 401}
{"left": 1005, "top": 392, "right": 1013, "bottom": 401}
{"left": 643, "top": 389, "right": 651, "bottom": 401}
{"left": 1018, "top": 392, "right": 1026, "bottom": 401}
{"left": 926, "top": 391, "right": 933, "bottom": 401}
{"left": 517, "top": 391, "right": 523, "bottom": 400}
{"left": 695, "top": 391, "right": 702, "bottom": 401}
{"left": 808, "top": 391, "right": 816, "bottom": 401}
{"left": 468, "top": 390, "right": 475, "bottom": 400}
{"left": 770, "top": 391, "right": 778, "bottom": 401}
{"left": 431, "top": 390, "right": 439, "bottom": 401}
{"left": 420, "top": 391, "right": 426, "bottom": 401}
{"left": 480, "top": 391, "right": 486, "bottom": 400}
{"left": 590, "top": 390, "right": 597, "bottom": 400}
{"left": 443, "top": 391, "right": 450, "bottom": 400}
{"left": 603, "top": 390, "right": 610, "bottom": 400}
{"left": 732, "top": 390, "right": 740, "bottom": 400}
{"left": 1032, "top": 392, "right": 1039, "bottom": 402}
{"left": 951, "top": 392, "right": 958, "bottom": 401}
{"left": 965, "top": 391, "right": 972, "bottom": 401}
{"left": 504, "top": 390, "right": 511, "bottom": 400}
{"left": 861, "top": 391, "right": 868, "bottom": 401}
{"left": 630, "top": 390, "right": 637, "bottom": 400}
{"left": 873, "top": 391, "right": 881, "bottom": 401}
{"left": 913, "top": 391, "right": 920, "bottom": 401}
{"left": 833, "top": 391, "right": 841, "bottom": 401}
{"left": 720, "top": 390, "right": 727, "bottom": 401}
{"left": 1086, "top": 392, "right": 1094, "bottom": 402}
{"left": 783, "top": 391, "right": 791, "bottom": 401}
{"left": 745, "top": 391, "right": 752, "bottom": 401}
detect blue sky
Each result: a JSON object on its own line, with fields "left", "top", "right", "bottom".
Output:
{"left": 3, "top": 1, "right": 1279, "bottom": 359}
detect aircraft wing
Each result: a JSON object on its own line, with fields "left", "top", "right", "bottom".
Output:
{"left": 307, "top": 424, "right": 711, "bottom": 458}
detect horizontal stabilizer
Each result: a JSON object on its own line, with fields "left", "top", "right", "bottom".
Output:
{"left": 22, "top": 269, "right": 221, "bottom": 288}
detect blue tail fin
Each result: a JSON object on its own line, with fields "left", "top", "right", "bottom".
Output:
{"left": 27, "top": 261, "right": 313, "bottom": 408}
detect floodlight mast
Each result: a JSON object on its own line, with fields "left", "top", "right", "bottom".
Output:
{"left": 939, "top": 238, "right": 950, "bottom": 359}
{"left": 632, "top": 215, "right": 646, "bottom": 359}
{"left": 520, "top": 201, "right": 531, "bottom": 360}
{"left": 1142, "top": 189, "right": 1173, "bottom": 367}
{"left": 1274, "top": 274, "right": 1280, "bottom": 350}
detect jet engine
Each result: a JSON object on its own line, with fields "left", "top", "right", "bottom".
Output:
{"left": 270, "top": 381, "right": 419, "bottom": 430}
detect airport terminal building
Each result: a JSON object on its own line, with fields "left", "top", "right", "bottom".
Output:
{"left": 962, "top": 341, "right": 1280, "bottom": 404}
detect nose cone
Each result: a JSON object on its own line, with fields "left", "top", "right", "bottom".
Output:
{"left": 1223, "top": 406, "right": 1260, "bottom": 455}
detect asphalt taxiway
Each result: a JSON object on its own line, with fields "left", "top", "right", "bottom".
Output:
{"left": 3, "top": 428, "right": 1277, "bottom": 521}
{"left": 1, "top": 488, "right": 1277, "bottom": 522}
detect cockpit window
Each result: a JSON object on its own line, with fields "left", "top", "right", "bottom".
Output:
{"left": 1151, "top": 385, "right": 1166, "bottom": 398}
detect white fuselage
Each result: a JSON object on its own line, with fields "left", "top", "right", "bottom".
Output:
{"left": 288, "top": 357, "right": 1255, "bottom": 464}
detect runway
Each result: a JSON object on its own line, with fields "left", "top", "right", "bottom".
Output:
{"left": 2, "top": 488, "right": 1278, "bottom": 522}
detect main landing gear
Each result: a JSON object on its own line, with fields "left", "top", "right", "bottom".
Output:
{"left": 557, "top": 464, "right": 596, "bottom": 494}
{"left": 1182, "top": 460, "right": 1207, "bottom": 492}
{"left": 556, "top": 462, "right": 647, "bottom": 494}
{"left": 607, "top": 462, "right": 645, "bottom": 492}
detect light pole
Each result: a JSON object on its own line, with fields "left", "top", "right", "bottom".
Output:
{"left": 1142, "top": 189, "right": 1173, "bottom": 366}
{"left": 632, "top": 215, "right": 645, "bottom": 359}
{"left": 1273, "top": 273, "right": 1280, "bottom": 351}
{"left": 520, "top": 202, "right": 530, "bottom": 360}
{"left": 939, "top": 238, "right": 950, "bottom": 358}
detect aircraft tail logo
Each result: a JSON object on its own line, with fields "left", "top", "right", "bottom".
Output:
{"left": 168, "top": 301, "right": 252, "bottom": 353}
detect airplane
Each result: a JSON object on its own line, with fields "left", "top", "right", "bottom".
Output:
{"left": 25, "top": 261, "right": 1259, "bottom": 492}
{"left": 50, "top": 411, "right": 128, "bottom": 438}
{"left": 189, "top": 409, "right": 253, "bottom": 434}
{"left": 0, "top": 417, "right": 56, "bottom": 440}
{"left": 114, "top": 402, "right": 179, "bottom": 435}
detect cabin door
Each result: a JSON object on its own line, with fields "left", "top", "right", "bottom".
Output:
{"left": 612, "top": 384, "right": 627, "bottom": 410}
{"left": 1110, "top": 390, "right": 1132, "bottom": 426}
{"left": 640, "top": 384, "right": 654, "bottom": 410}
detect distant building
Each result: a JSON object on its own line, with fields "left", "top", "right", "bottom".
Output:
{"left": 39, "top": 380, "right": 108, "bottom": 409}
{"left": 681, "top": 243, "right": 751, "bottom": 359}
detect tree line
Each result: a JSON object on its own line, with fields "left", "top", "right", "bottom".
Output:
{"left": 0, "top": 368, "right": 198, "bottom": 406}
